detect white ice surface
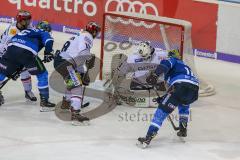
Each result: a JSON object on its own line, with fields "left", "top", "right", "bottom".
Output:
{"left": 0, "top": 23, "right": 240, "bottom": 160}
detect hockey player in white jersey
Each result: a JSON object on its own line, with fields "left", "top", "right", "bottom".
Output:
{"left": 0, "top": 10, "right": 37, "bottom": 101}
{"left": 108, "top": 41, "right": 168, "bottom": 103}
{"left": 54, "top": 22, "right": 101, "bottom": 125}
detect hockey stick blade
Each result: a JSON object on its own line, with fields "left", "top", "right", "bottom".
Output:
{"left": 168, "top": 116, "right": 180, "bottom": 131}
{"left": 82, "top": 102, "right": 90, "bottom": 108}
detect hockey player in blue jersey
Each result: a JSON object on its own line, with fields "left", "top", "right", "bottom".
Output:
{"left": 137, "top": 49, "right": 199, "bottom": 148}
{"left": 0, "top": 21, "right": 55, "bottom": 112}
{"left": 0, "top": 10, "right": 38, "bottom": 102}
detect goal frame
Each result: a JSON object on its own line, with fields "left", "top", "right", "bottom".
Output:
{"left": 99, "top": 11, "right": 215, "bottom": 97}
{"left": 100, "top": 12, "right": 185, "bottom": 80}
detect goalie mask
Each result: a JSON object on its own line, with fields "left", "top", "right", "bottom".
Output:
{"left": 138, "top": 41, "right": 153, "bottom": 59}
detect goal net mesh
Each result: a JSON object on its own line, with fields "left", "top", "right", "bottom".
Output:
{"left": 100, "top": 12, "right": 215, "bottom": 97}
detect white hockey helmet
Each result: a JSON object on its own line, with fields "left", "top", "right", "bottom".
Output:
{"left": 138, "top": 41, "right": 153, "bottom": 59}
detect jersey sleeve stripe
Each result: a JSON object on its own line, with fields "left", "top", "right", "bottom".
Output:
{"left": 45, "top": 38, "right": 54, "bottom": 45}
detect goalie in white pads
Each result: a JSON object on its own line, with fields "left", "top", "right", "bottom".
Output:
{"left": 107, "top": 41, "right": 168, "bottom": 104}
{"left": 0, "top": 10, "right": 37, "bottom": 101}
{"left": 53, "top": 22, "right": 101, "bottom": 125}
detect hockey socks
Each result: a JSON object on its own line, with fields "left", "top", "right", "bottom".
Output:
{"left": 148, "top": 108, "right": 169, "bottom": 134}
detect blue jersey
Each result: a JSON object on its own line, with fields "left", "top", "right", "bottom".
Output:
{"left": 157, "top": 57, "right": 199, "bottom": 86}
{"left": 8, "top": 28, "right": 53, "bottom": 55}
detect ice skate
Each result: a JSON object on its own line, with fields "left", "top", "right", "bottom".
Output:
{"left": 136, "top": 133, "right": 157, "bottom": 149}
{"left": 60, "top": 96, "right": 71, "bottom": 110}
{"left": 25, "top": 91, "right": 37, "bottom": 102}
{"left": 40, "top": 96, "right": 55, "bottom": 112}
{"left": 177, "top": 122, "right": 187, "bottom": 137}
{"left": 71, "top": 108, "right": 90, "bottom": 126}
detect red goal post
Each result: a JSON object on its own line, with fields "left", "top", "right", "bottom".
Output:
{"left": 100, "top": 12, "right": 215, "bottom": 96}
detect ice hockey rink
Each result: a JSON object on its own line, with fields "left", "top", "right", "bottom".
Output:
{"left": 0, "top": 22, "right": 240, "bottom": 160}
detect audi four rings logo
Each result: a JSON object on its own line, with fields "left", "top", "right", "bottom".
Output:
{"left": 105, "top": 0, "right": 159, "bottom": 28}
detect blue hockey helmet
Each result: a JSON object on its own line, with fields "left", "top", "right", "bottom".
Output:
{"left": 168, "top": 49, "right": 181, "bottom": 59}
{"left": 37, "top": 21, "right": 52, "bottom": 32}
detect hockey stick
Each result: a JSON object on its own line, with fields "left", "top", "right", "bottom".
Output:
{"left": 0, "top": 67, "right": 27, "bottom": 89}
{"left": 80, "top": 66, "right": 90, "bottom": 109}
{"left": 81, "top": 84, "right": 87, "bottom": 109}
{"left": 167, "top": 115, "right": 180, "bottom": 131}
{"left": 0, "top": 59, "right": 48, "bottom": 90}
{"left": 81, "top": 101, "right": 90, "bottom": 108}
{"left": 0, "top": 77, "right": 11, "bottom": 89}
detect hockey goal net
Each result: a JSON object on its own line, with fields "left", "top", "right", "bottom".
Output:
{"left": 100, "top": 12, "right": 215, "bottom": 96}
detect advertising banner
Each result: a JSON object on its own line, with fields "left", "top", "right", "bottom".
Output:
{"left": 0, "top": 0, "right": 218, "bottom": 52}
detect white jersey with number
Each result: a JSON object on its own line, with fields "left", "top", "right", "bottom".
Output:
{"left": 121, "top": 48, "right": 168, "bottom": 83}
{"left": 59, "top": 30, "right": 93, "bottom": 73}
{"left": 60, "top": 31, "right": 93, "bottom": 60}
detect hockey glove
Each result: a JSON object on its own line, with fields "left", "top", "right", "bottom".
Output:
{"left": 156, "top": 96, "right": 163, "bottom": 104}
{"left": 85, "top": 55, "right": 95, "bottom": 70}
{"left": 43, "top": 50, "right": 54, "bottom": 63}
{"left": 146, "top": 72, "right": 158, "bottom": 86}
{"left": 11, "top": 68, "right": 23, "bottom": 81}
